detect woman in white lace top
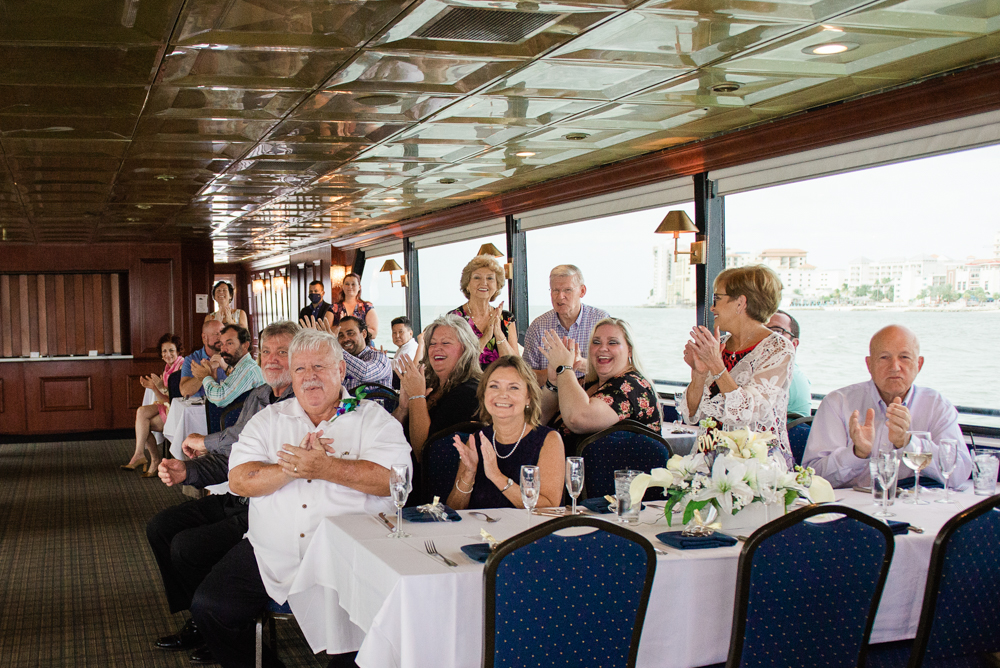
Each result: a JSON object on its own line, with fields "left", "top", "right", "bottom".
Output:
{"left": 677, "top": 265, "right": 796, "bottom": 464}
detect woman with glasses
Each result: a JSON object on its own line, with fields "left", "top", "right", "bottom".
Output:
{"left": 678, "top": 265, "right": 796, "bottom": 464}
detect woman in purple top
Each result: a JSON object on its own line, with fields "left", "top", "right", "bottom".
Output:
{"left": 448, "top": 254, "right": 519, "bottom": 368}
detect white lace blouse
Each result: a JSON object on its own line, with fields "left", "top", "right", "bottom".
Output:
{"left": 677, "top": 332, "right": 796, "bottom": 464}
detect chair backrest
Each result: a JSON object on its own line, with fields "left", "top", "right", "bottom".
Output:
{"left": 484, "top": 515, "right": 656, "bottom": 668}
{"left": 787, "top": 415, "right": 812, "bottom": 466}
{"left": 357, "top": 382, "right": 399, "bottom": 413}
{"left": 167, "top": 370, "right": 182, "bottom": 401}
{"left": 727, "top": 504, "right": 895, "bottom": 668}
{"left": 576, "top": 420, "right": 673, "bottom": 499}
{"left": 660, "top": 402, "right": 680, "bottom": 423}
{"left": 421, "top": 421, "right": 484, "bottom": 503}
{"left": 907, "top": 494, "right": 1000, "bottom": 667}
{"left": 205, "top": 387, "right": 255, "bottom": 435}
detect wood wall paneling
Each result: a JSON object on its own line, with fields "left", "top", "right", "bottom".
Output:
{"left": 138, "top": 259, "right": 175, "bottom": 353}
{"left": 19, "top": 275, "right": 30, "bottom": 356}
{"left": 110, "top": 358, "right": 163, "bottom": 429}
{"left": 40, "top": 376, "right": 93, "bottom": 411}
{"left": 23, "top": 361, "right": 109, "bottom": 432}
{"left": 110, "top": 273, "right": 122, "bottom": 354}
{"left": 44, "top": 275, "right": 57, "bottom": 356}
{"left": 92, "top": 274, "right": 105, "bottom": 354}
{"left": 54, "top": 274, "right": 67, "bottom": 355}
{"left": 0, "top": 363, "right": 26, "bottom": 433}
{"left": 73, "top": 274, "right": 86, "bottom": 355}
{"left": 36, "top": 275, "right": 47, "bottom": 356}
{"left": 1, "top": 275, "right": 12, "bottom": 357}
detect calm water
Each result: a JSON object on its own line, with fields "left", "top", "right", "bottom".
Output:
{"left": 389, "top": 305, "right": 999, "bottom": 426}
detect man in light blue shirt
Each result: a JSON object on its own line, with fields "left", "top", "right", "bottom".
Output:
{"left": 803, "top": 325, "right": 972, "bottom": 488}
{"left": 180, "top": 319, "right": 226, "bottom": 398}
{"left": 766, "top": 310, "right": 812, "bottom": 417}
{"left": 523, "top": 264, "right": 609, "bottom": 385}
{"left": 193, "top": 325, "right": 266, "bottom": 407}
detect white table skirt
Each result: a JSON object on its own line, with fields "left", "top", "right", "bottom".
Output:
{"left": 291, "top": 489, "right": 982, "bottom": 668}
{"left": 162, "top": 398, "right": 208, "bottom": 461}
{"left": 141, "top": 388, "right": 165, "bottom": 447}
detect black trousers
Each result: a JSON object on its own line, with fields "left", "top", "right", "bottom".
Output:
{"left": 190, "top": 538, "right": 283, "bottom": 668}
{"left": 146, "top": 493, "right": 249, "bottom": 614}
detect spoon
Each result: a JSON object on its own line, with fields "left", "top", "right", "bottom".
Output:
{"left": 469, "top": 511, "right": 499, "bottom": 523}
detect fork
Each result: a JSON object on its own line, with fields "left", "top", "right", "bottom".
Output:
{"left": 469, "top": 511, "right": 499, "bottom": 523}
{"left": 424, "top": 540, "right": 457, "bottom": 567}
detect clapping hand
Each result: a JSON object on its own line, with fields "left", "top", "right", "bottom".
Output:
{"left": 539, "top": 329, "right": 577, "bottom": 381}
{"left": 885, "top": 398, "right": 911, "bottom": 448}
{"left": 849, "top": 407, "right": 876, "bottom": 458}
{"left": 397, "top": 353, "right": 427, "bottom": 401}
{"left": 278, "top": 431, "right": 335, "bottom": 479}
{"left": 452, "top": 433, "right": 481, "bottom": 478}
{"left": 299, "top": 314, "right": 333, "bottom": 333}
{"left": 139, "top": 374, "right": 161, "bottom": 391}
{"left": 191, "top": 359, "right": 214, "bottom": 381}
{"left": 688, "top": 326, "right": 725, "bottom": 375}
{"left": 181, "top": 433, "right": 208, "bottom": 459}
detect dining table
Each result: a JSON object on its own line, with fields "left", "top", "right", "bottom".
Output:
{"left": 162, "top": 396, "right": 208, "bottom": 460}
{"left": 287, "top": 487, "right": 984, "bottom": 668}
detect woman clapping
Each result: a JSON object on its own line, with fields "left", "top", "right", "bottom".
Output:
{"left": 449, "top": 255, "right": 518, "bottom": 368}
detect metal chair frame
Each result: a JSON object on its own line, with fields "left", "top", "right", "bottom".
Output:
{"left": 482, "top": 515, "right": 657, "bottom": 668}
{"left": 726, "top": 504, "right": 896, "bottom": 668}
{"left": 255, "top": 600, "right": 293, "bottom": 668}
{"left": 574, "top": 419, "right": 673, "bottom": 499}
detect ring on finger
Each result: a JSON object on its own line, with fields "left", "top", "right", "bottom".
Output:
{"left": 294, "top": 466, "right": 298, "bottom": 473}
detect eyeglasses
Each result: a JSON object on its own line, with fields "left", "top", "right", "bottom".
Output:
{"left": 767, "top": 325, "right": 794, "bottom": 339}
{"left": 712, "top": 293, "right": 729, "bottom": 305}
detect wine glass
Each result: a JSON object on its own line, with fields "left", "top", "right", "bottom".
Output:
{"left": 902, "top": 431, "right": 932, "bottom": 505}
{"left": 565, "top": 457, "right": 584, "bottom": 515}
{"left": 520, "top": 465, "right": 540, "bottom": 525}
{"left": 757, "top": 459, "right": 778, "bottom": 524}
{"left": 388, "top": 463, "right": 411, "bottom": 538}
{"left": 935, "top": 438, "right": 958, "bottom": 504}
{"left": 873, "top": 452, "right": 900, "bottom": 518}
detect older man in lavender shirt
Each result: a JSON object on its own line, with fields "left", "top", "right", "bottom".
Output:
{"left": 803, "top": 325, "right": 972, "bottom": 489}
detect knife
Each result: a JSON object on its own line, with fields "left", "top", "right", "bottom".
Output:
{"left": 378, "top": 512, "right": 395, "bottom": 531}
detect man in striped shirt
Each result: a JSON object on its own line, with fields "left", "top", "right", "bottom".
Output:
{"left": 338, "top": 316, "right": 392, "bottom": 391}
{"left": 192, "top": 325, "right": 266, "bottom": 407}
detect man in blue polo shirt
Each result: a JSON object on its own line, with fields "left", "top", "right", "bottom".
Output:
{"left": 179, "top": 319, "right": 226, "bottom": 398}
{"left": 523, "top": 264, "right": 609, "bottom": 385}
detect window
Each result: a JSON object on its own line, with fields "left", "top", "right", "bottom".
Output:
{"left": 417, "top": 234, "right": 507, "bottom": 330}
{"left": 361, "top": 252, "right": 406, "bottom": 341}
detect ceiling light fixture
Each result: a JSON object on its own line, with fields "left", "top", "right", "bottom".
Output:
{"left": 136, "top": 204, "right": 152, "bottom": 210}
{"left": 515, "top": 151, "right": 535, "bottom": 157}
{"left": 156, "top": 174, "right": 175, "bottom": 181}
{"left": 564, "top": 132, "right": 589, "bottom": 141}
{"left": 804, "top": 42, "right": 859, "bottom": 55}
{"left": 710, "top": 82, "right": 742, "bottom": 93}
{"left": 356, "top": 94, "right": 401, "bottom": 107}
{"left": 438, "top": 178, "right": 457, "bottom": 184}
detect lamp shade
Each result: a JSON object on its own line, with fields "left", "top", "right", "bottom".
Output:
{"left": 477, "top": 242, "right": 504, "bottom": 258}
{"left": 655, "top": 210, "right": 697, "bottom": 235}
{"left": 379, "top": 259, "right": 403, "bottom": 272}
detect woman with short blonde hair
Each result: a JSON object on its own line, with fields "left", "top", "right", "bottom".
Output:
{"left": 449, "top": 254, "right": 519, "bottom": 368}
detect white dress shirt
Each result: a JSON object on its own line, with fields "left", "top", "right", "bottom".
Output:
{"left": 803, "top": 380, "right": 972, "bottom": 489}
{"left": 229, "top": 392, "right": 410, "bottom": 651}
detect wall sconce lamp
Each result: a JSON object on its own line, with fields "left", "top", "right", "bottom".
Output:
{"left": 252, "top": 278, "right": 265, "bottom": 294}
{"left": 272, "top": 275, "right": 287, "bottom": 291}
{"left": 379, "top": 259, "right": 408, "bottom": 287}
{"left": 655, "top": 210, "right": 706, "bottom": 264}
{"left": 477, "top": 242, "right": 514, "bottom": 280}
{"left": 330, "top": 264, "right": 349, "bottom": 287}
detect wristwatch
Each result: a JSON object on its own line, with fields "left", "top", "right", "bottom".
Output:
{"left": 544, "top": 380, "right": 558, "bottom": 393}
{"left": 555, "top": 365, "right": 570, "bottom": 375}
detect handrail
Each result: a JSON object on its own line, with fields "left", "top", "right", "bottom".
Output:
{"left": 652, "top": 379, "right": 1000, "bottom": 417}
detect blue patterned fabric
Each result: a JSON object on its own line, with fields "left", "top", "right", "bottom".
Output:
{"left": 357, "top": 382, "right": 398, "bottom": 413}
{"left": 578, "top": 424, "right": 672, "bottom": 499}
{"left": 923, "top": 506, "right": 1000, "bottom": 661}
{"left": 788, "top": 419, "right": 811, "bottom": 466}
{"left": 205, "top": 388, "right": 253, "bottom": 434}
{"left": 490, "top": 527, "right": 650, "bottom": 668}
{"left": 267, "top": 599, "right": 291, "bottom": 614}
{"left": 422, "top": 429, "right": 471, "bottom": 501}
{"left": 739, "top": 516, "right": 891, "bottom": 668}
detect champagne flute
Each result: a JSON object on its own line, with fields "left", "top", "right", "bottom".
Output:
{"left": 873, "top": 452, "right": 899, "bottom": 518}
{"left": 935, "top": 438, "right": 958, "bottom": 504}
{"left": 565, "top": 457, "right": 584, "bottom": 515}
{"left": 520, "top": 465, "right": 540, "bottom": 526}
{"left": 902, "top": 431, "right": 932, "bottom": 505}
{"left": 388, "top": 463, "right": 411, "bottom": 538}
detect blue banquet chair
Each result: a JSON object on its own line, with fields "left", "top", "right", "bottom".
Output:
{"left": 204, "top": 387, "right": 254, "bottom": 435}
{"left": 787, "top": 415, "right": 812, "bottom": 466}
{"left": 724, "top": 504, "right": 895, "bottom": 668}
{"left": 483, "top": 515, "right": 656, "bottom": 668}
{"left": 575, "top": 420, "right": 673, "bottom": 499}
{"left": 356, "top": 382, "right": 399, "bottom": 413}
{"left": 420, "top": 421, "right": 485, "bottom": 504}
{"left": 867, "top": 493, "right": 1000, "bottom": 668}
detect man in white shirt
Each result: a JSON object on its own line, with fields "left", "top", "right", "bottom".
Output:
{"left": 522, "top": 265, "right": 609, "bottom": 384}
{"left": 803, "top": 325, "right": 972, "bottom": 489}
{"left": 189, "top": 329, "right": 410, "bottom": 668}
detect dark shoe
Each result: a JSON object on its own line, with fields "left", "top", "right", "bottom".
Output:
{"left": 189, "top": 645, "right": 217, "bottom": 664}
{"left": 156, "top": 618, "right": 202, "bottom": 651}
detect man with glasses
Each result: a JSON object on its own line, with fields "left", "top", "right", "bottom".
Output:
{"left": 766, "top": 310, "right": 812, "bottom": 418}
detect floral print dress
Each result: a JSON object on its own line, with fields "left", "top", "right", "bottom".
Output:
{"left": 448, "top": 304, "right": 514, "bottom": 368}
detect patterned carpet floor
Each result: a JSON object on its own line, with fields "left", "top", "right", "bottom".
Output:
{"left": 0, "top": 438, "right": 327, "bottom": 668}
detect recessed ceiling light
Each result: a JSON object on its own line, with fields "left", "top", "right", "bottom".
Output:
{"left": 311, "top": 223, "right": 323, "bottom": 228}
{"left": 804, "top": 42, "right": 859, "bottom": 55}
{"left": 136, "top": 204, "right": 152, "bottom": 210}
{"left": 155, "top": 174, "right": 175, "bottom": 181}
{"left": 438, "top": 178, "right": 457, "bottom": 184}
{"left": 821, "top": 25, "right": 844, "bottom": 32}
{"left": 383, "top": 197, "right": 397, "bottom": 202}
{"left": 356, "top": 94, "right": 401, "bottom": 107}
{"left": 710, "top": 82, "right": 742, "bottom": 94}
{"left": 564, "top": 132, "right": 589, "bottom": 141}
{"left": 515, "top": 151, "right": 535, "bottom": 157}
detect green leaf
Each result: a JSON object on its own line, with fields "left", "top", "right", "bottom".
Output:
{"left": 784, "top": 489, "right": 799, "bottom": 507}
{"left": 682, "top": 499, "right": 710, "bottom": 525}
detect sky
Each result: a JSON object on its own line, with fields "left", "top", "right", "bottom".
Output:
{"left": 363, "top": 143, "right": 1000, "bottom": 308}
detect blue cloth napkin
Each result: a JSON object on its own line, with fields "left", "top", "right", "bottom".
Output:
{"left": 581, "top": 497, "right": 614, "bottom": 514}
{"left": 656, "top": 531, "right": 739, "bottom": 550}
{"left": 460, "top": 544, "right": 492, "bottom": 563}
{"left": 401, "top": 506, "right": 462, "bottom": 523}
{"left": 896, "top": 477, "right": 944, "bottom": 490}
{"left": 886, "top": 520, "right": 910, "bottom": 535}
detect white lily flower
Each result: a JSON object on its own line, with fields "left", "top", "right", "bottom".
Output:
{"left": 628, "top": 468, "right": 675, "bottom": 505}
{"left": 693, "top": 459, "right": 754, "bottom": 514}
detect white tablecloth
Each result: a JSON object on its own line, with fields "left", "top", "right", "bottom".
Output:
{"left": 162, "top": 398, "right": 208, "bottom": 461}
{"left": 292, "top": 489, "right": 982, "bottom": 668}
{"left": 661, "top": 423, "right": 698, "bottom": 456}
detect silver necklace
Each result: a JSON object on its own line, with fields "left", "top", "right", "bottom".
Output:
{"left": 492, "top": 423, "right": 527, "bottom": 459}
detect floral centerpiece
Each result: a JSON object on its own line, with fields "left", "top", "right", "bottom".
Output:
{"left": 630, "top": 427, "right": 834, "bottom": 531}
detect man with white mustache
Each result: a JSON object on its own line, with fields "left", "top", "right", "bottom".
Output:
{"left": 190, "top": 328, "right": 410, "bottom": 668}
{"left": 146, "top": 321, "right": 300, "bottom": 664}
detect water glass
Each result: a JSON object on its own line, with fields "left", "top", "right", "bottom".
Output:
{"left": 869, "top": 454, "right": 899, "bottom": 508}
{"left": 388, "top": 463, "right": 412, "bottom": 538}
{"left": 935, "top": 439, "right": 958, "bottom": 504}
{"left": 565, "top": 457, "right": 584, "bottom": 515}
{"left": 614, "top": 469, "right": 642, "bottom": 525}
{"left": 972, "top": 454, "right": 999, "bottom": 496}
{"left": 902, "top": 431, "right": 933, "bottom": 505}
{"left": 520, "top": 465, "right": 541, "bottom": 524}
{"left": 872, "top": 452, "right": 900, "bottom": 519}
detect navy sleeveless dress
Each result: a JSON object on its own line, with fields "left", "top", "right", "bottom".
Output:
{"left": 468, "top": 425, "right": 553, "bottom": 509}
